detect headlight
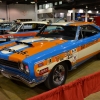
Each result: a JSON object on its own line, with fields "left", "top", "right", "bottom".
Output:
{"left": 20, "top": 63, "right": 29, "bottom": 74}
{"left": 20, "top": 63, "right": 24, "bottom": 70}
{"left": 25, "top": 65, "right": 30, "bottom": 73}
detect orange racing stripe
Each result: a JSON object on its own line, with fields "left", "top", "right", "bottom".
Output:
{"left": 9, "top": 39, "right": 67, "bottom": 62}
{"left": 8, "top": 38, "right": 100, "bottom": 63}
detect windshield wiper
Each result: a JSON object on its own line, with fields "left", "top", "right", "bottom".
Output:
{"left": 16, "top": 41, "right": 33, "bottom": 46}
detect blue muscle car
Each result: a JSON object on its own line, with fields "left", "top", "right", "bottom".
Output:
{"left": 0, "top": 22, "right": 100, "bottom": 89}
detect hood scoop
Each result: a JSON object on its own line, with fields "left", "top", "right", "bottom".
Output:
{"left": 15, "top": 37, "right": 55, "bottom": 47}
{"left": 16, "top": 41, "right": 33, "bottom": 47}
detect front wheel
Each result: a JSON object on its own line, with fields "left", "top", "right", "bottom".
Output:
{"left": 44, "top": 62, "right": 68, "bottom": 89}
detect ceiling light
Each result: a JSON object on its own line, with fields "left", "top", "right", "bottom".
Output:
{"left": 86, "top": 6, "right": 88, "bottom": 8}
{"left": 16, "top": 2, "right": 18, "bottom": 3}
{"left": 96, "top": 11, "right": 99, "bottom": 13}
{"left": 95, "top": 7, "right": 97, "bottom": 9}
{"left": 79, "top": 9, "right": 83, "bottom": 13}
{"left": 59, "top": 1, "right": 62, "bottom": 4}
{"left": 0, "top": 0, "right": 2, "bottom": 2}
{"left": 55, "top": 2, "right": 57, "bottom": 5}
{"left": 45, "top": 4, "right": 49, "bottom": 9}
{"left": 31, "top": 2, "right": 35, "bottom": 4}
{"left": 45, "top": 1, "right": 47, "bottom": 2}
{"left": 88, "top": 10, "right": 92, "bottom": 13}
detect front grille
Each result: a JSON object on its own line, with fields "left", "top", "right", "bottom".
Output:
{"left": 0, "top": 58, "right": 19, "bottom": 69}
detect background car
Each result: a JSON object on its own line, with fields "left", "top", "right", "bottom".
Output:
{"left": 8, "top": 21, "right": 48, "bottom": 34}
{"left": 0, "top": 21, "right": 13, "bottom": 34}
{"left": 0, "top": 21, "right": 48, "bottom": 43}
{"left": 0, "top": 22, "right": 100, "bottom": 89}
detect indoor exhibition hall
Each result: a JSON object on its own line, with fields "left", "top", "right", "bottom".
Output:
{"left": 0, "top": 0, "right": 100, "bottom": 100}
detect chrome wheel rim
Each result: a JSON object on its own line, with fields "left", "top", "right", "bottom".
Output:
{"left": 53, "top": 64, "right": 65, "bottom": 85}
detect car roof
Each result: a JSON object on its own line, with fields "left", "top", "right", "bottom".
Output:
{"left": 51, "top": 21, "right": 94, "bottom": 26}
{"left": 69, "top": 22, "right": 94, "bottom": 26}
{"left": 51, "top": 22, "right": 75, "bottom": 26}
{"left": 21, "top": 21, "right": 48, "bottom": 24}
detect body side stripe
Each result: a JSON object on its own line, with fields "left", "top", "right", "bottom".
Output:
{"left": 77, "top": 50, "right": 98, "bottom": 63}
{"left": 14, "top": 35, "right": 99, "bottom": 63}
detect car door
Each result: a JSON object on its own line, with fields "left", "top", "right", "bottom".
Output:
{"left": 76, "top": 25, "right": 100, "bottom": 64}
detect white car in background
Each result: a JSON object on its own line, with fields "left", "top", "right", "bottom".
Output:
{"left": 8, "top": 21, "right": 48, "bottom": 34}
{"left": 0, "top": 21, "right": 48, "bottom": 43}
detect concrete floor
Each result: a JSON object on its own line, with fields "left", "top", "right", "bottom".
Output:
{"left": 0, "top": 57, "right": 100, "bottom": 100}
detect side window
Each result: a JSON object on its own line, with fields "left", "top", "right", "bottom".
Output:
{"left": 78, "top": 25, "right": 100, "bottom": 39}
{"left": 24, "top": 24, "right": 32, "bottom": 30}
{"left": 32, "top": 23, "right": 45, "bottom": 30}
{"left": 18, "top": 23, "right": 38, "bottom": 32}
{"left": 37, "top": 24, "right": 45, "bottom": 30}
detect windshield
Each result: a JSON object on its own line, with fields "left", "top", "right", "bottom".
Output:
{"left": 10, "top": 23, "right": 21, "bottom": 32}
{"left": 0, "top": 22, "right": 12, "bottom": 28}
{"left": 38, "top": 25, "right": 77, "bottom": 40}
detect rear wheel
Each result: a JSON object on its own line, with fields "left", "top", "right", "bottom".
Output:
{"left": 44, "top": 62, "right": 68, "bottom": 89}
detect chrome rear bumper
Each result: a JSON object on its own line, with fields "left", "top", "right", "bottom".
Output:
{"left": 0, "top": 69, "right": 37, "bottom": 87}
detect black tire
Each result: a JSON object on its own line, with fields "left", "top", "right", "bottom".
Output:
{"left": 44, "top": 62, "right": 68, "bottom": 89}
{"left": 97, "top": 53, "right": 100, "bottom": 59}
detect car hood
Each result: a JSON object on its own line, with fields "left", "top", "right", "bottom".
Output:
{"left": 0, "top": 37, "right": 68, "bottom": 62}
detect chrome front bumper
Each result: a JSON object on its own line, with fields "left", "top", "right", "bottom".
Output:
{"left": 0, "top": 69, "right": 37, "bottom": 87}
